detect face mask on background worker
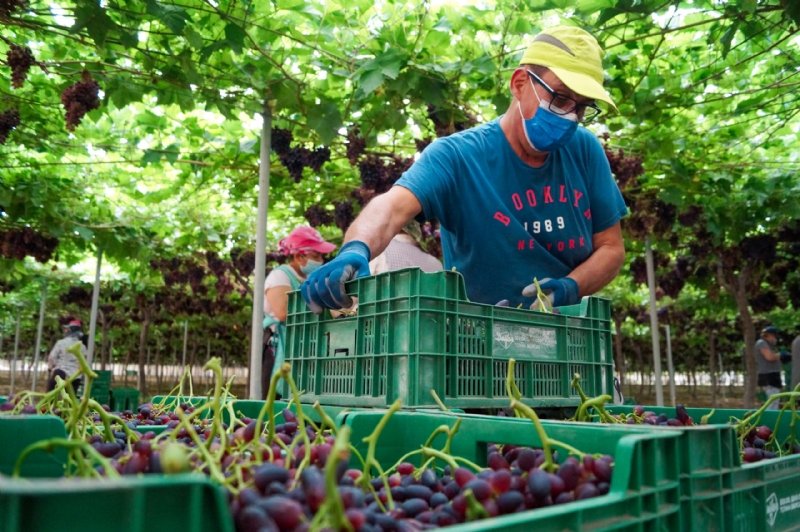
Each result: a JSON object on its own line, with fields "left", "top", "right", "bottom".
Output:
{"left": 300, "top": 258, "right": 323, "bottom": 275}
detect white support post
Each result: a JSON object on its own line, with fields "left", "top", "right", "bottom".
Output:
{"left": 10, "top": 311, "right": 21, "bottom": 395}
{"left": 86, "top": 247, "right": 103, "bottom": 367}
{"left": 249, "top": 103, "right": 272, "bottom": 400}
{"left": 180, "top": 320, "right": 188, "bottom": 394}
{"left": 665, "top": 324, "right": 676, "bottom": 406}
{"left": 31, "top": 283, "right": 47, "bottom": 391}
{"left": 645, "top": 237, "right": 664, "bottom": 406}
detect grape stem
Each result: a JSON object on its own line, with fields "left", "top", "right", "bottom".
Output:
{"left": 511, "top": 400, "right": 557, "bottom": 473}
{"left": 310, "top": 425, "right": 354, "bottom": 532}
{"left": 506, "top": 359, "right": 523, "bottom": 418}
{"left": 463, "top": 488, "right": 489, "bottom": 521}
{"left": 256, "top": 368, "right": 283, "bottom": 448}
{"left": 430, "top": 389, "right": 450, "bottom": 412}
{"left": 14, "top": 438, "right": 118, "bottom": 478}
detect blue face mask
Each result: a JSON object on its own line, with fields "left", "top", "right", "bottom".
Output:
{"left": 300, "top": 259, "right": 323, "bottom": 275}
{"left": 518, "top": 79, "right": 579, "bottom": 152}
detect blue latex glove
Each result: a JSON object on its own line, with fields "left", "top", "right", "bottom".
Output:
{"left": 521, "top": 277, "right": 580, "bottom": 308}
{"left": 301, "top": 240, "right": 371, "bottom": 314}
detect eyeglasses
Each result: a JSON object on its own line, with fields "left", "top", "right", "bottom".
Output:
{"left": 526, "top": 70, "right": 602, "bottom": 123}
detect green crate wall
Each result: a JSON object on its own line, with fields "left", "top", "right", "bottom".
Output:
{"left": 0, "top": 475, "right": 233, "bottom": 532}
{"left": 605, "top": 405, "right": 798, "bottom": 443}
{"left": 0, "top": 416, "right": 68, "bottom": 478}
{"left": 283, "top": 268, "right": 615, "bottom": 409}
{"left": 604, "top": 405, "right": 800, "bottom": 531}
{"left": 339, "top": 410, "right": 683, "bottom": 531}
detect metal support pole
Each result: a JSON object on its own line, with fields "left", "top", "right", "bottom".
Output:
{"left": 86, "top": 247, "right": 103, "bottom": 367}
{"left": 10, "top": 311, "right": 21, "bottom": 394}
{"left": 249, "top": 103, "right": 272, "bottom": 400}
{"left": 0, "top": 316, "right": 6, "bottom": 361}
{"left": 180, "top": 320, "right": 188, "bottom": 394}
{"left": 645, "top": 237, "right": 664, "bottom": 406}
{"left": 665, "top": 324, "right": 676, "bottom": 406}
{"left": 182, "top": 320, "right": 188, "bottom": 367}
{"left": 31, "top": 282, "right": 47, "bottom": 391}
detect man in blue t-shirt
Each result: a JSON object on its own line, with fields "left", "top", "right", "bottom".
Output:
{"left": 302, "top": 26, "right": 627, "bottom": 311}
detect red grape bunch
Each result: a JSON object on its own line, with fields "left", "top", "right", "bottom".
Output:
{"left": 61, "top": 73, "right": 101, "bottom": 131}
{"left": 346, "top": 127, "right": 367, "bottom": 165}
{"left": 303, "top": 204, "right": 334, "bottom": 228}
{"left": 0, "top": 226, "right": 58, "bottom": 262}
{"left": 271, "top": 127, "right": 293, "bottom": 157}
{"left": 334, "top": 200, "right": 355, "bottom": 232}
{"left": 0, "top": 108, "right": 20, "bottom": 145}
{"left": 7, "top": 44, "right": 35, "bottom": 88}
{"left": 603, "top": 146, "right": 644, "bottom": 191}
{"left": 304, "top": 146, "right": 331, "bottom": 172}
{"left": 0, "top": 0, "right": 26, "bottom": 18}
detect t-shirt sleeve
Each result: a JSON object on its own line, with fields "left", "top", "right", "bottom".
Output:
{"left": 394, "top": 138, "right": 458, "bottom": 227}
{"left": 583, "top": 134, "right": 628, "bottom": 234}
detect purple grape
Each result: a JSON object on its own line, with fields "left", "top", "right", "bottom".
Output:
{"left": 400, "top": 498, "right": 429, "bottom": 518}
{"left": 496, "top": 490, "right": 524, "bottom": 514}
{"left": 527, "top": 468, "right": 551, "bottom": 500}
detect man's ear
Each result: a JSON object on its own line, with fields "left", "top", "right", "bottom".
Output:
{"left": 509, "top": 68, "right": 528, "bottom": 101}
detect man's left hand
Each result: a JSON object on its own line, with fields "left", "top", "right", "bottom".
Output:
{"left": 522, "top": 277, "right": 580, "bottom": 309}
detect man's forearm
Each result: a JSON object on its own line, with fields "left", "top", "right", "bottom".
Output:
{"left": 344, "top": 187, "right": 422, "bottom": 259}
{"left": 568, "top": 244, "right": 625, "bottom": 296}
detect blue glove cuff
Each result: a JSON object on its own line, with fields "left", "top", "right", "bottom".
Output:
{"left": 563, "top": 277, "right": 580, "bottom": 304}
{"left": 340, "top": 240, "right": 371, "bottom": 262}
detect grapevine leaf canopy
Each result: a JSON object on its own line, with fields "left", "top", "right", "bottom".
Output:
{"left": 0, "top": 0, "right": 798, "bottom": 285}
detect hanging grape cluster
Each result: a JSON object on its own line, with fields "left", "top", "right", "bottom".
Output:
{"left": 333, "top": 200, "right": 355, "bottom": 232}
{"left": 303, "top": 204, "right": 334, "bottom": 228}
{"left": 61, "top": 73, "right": 101, "bottom": 131}
{"left": 0, "top": 0, "right": 25, "bottom": 18}
{"left": 0, "top": 227, "right": 58, "bottom": 262}
{"left": 0, "top": 108, "right": 20, "bottom": 145}
{"left": 415, "top": 137, "right": 434, "bottom": 153}
{"left": 60, "top": 286, "right": 93, "bottom": 308}
{"left": 270, "top": 127, "right": 293, "bottom": 157}
{"left": 304, "top": 146, "right": 331, "bottom": 172}
{"left": 345, "top": 127, "right": 367, "bottom": 164}
{"left": 603, "top": 145, "right": 644, "bottom": 192}
{"left": 427, "top": 104, "right": 477, "bottom": 137}
{"left": 7, "top": 44, "right": 35, "bottom": 89}
{"left": 230, "top": 247, "right": 256, "bottom": 277}
{"left": 621, "top": 192, "right": 676, "bottom": 242}
{"left": 270, "top": 126, "right": 330, "bottom": 183}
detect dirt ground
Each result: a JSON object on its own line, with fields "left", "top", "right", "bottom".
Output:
{"left": 1, "top": 370, "right": 758, "bottom": 410}
{"left": 621, "top": 382, "right": 751, "bottom": 409}
{"left": 0, "top": 371, "right": 248, "bottom": 402}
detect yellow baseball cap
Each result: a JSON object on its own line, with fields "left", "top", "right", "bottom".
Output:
{"left": 519, "top": 26, "right": 617, "bottom": 111}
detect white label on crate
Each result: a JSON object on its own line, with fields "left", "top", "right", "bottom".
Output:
{"left": 493, "top": 324, "right": 557, "bottom": 358}
{"left": 767, "top": 493, "right": 779, "bottom": 526}
{"left": 772, "top": 490, "right": 800, "bottom": 525}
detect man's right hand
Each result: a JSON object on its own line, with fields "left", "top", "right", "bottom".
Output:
{"left": 301, "top": 240, "right": 371, "bottom": 314}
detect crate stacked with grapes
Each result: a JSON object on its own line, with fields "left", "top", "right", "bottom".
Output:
{"left": 1, "top": 342, "right": 690, "bottom": 532}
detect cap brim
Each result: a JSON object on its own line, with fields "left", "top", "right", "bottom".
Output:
{"left": 308, "top": 242, "right": 336, "bottom": 253}
{"left": 549, "top": 67, "right": 617, "bottom": 112}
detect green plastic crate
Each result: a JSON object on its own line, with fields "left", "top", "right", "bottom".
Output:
{"left": 284, "top": 268, "right": 614, "bottom": 409}
{"left": 339, "top": 410, "right": 682, "bottom": 531}
{"left": 603, "top": 405, "right": 800, "bottom": 531}
{"left": 605, "top": 405, "right": 799, "bottom": 444}
{"left": 0, "top": 397, "right": 7, "bottom": 405}
{"left": 111, "top": 387, "right": 140, "bottom": 413}
{"left": 0, "top": 474, "right": 233, "bottom": 532}
{"left": 0, "top": 416, "right": 68, "bottom": 478}
{"left": 84, "top": 370, "right": 112, "bottom": 406}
